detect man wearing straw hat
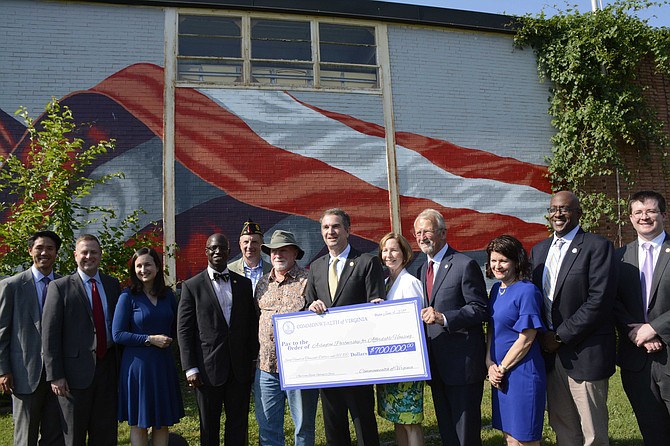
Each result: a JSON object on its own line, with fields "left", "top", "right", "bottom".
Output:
{"left": 253, "top": 230, "right": 319, "bottom": 446}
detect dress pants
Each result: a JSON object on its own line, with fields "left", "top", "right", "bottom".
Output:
{"left": 12, "top": 371, "right": 64, "bottom": 446}
{"left": 194, "top": 373, "right": 251, "bottom": 446}
{"left": 430, "top": 377, "right": 483, "bottom": 446}
{"left": 320, "top": 385, "right": 379, "bottom": 446}
{"left": 57, "top": 352, "right": 118, "bottom": 446}
{"left": 621, "top": 358, "right": 670, "bottom": 445}
{"left": 546, "top": 358, "right": 609, "bottom": 446}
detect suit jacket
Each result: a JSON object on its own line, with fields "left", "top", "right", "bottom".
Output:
{"left": 420, "top": 247, "right": 488, "bottom": 385}
{"left": 177, "top": 269, "right": 259, "bottom": 387}
{"left": 615, "top": 233, "right": 670, "bottom": 372}
{"left": 227, "top": 257, "right": 271, "bottom": 277}
{"left": 0, "top": 270, "right": 61, "bottom": 394}
{"left": 531, "top": 229, "right": 616, "bottom": 381}
{"left": 42, "top": 271, "right": 121, "bottom": 389}
{"left": 305, "top": 247, "right": 385, "bottom": 308}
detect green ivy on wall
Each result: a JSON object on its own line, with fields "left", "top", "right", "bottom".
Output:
{"left": 514, "top": 0, "right": 670, "bottom": 230}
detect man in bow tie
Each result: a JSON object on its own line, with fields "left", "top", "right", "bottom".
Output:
{"left": 177, "top": 232, "right": 259, "bottom": 446}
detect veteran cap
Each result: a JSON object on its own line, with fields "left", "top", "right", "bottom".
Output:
{"left": 240, "top": 219, "right": 263, "bottom": 236}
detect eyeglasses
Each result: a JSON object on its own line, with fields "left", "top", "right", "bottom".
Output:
{"left": 631, "top": 209, "right": 661, "bottom": 219}
{"left": 206, "top": 245, "right": 228, "bottom": 253}
{"left": 412, "top": 229, "right": 443, "bottom": 238}
{"left": 547, "top": 207, "right": 579, "bottom": 215}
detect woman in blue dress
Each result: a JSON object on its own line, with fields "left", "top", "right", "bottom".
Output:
{"left": 112, "top": 247, "right": 184, "bottom": 446}
{"left": 485, "top": 235, "right": 545, "bottom": 446}
{"left": 376, "top": 232, "right": 425, "bottom": 446}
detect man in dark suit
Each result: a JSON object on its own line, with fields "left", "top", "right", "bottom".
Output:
{"left": 414, "top": 208, "right": 488, "bottom": 446}
{"left": 531, "top": 191, "right": 615, "bottom": 446}
{"left": 306, "top": 208, "right": 385, "bottom": 446}
{"left": 42, "top": 234, "right": 121, "bottom": 446}
{"left": 177, "top": 232, "right": 259, "bottom": 446}
{"left": 614, "top": 190, "right": 670, "bottom": 444}
{"left": 0, "top": 230, "right": 64, "bottom": 446}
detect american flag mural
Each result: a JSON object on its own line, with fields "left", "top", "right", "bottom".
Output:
{"left": 0, "top": 63, "right": 551, "bottom": 281}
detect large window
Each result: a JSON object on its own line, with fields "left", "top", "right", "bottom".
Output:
{"left": 177, "top": 13, "right": 378, "bottom": 89}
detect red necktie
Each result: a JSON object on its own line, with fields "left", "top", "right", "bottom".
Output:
{"left": 90, "top": 279, "right": 107, "bottom": 358}
{"left": 426, "top": 260, "right": 434, "bottom": 304}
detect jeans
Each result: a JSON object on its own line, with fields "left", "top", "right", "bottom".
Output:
{"left": 254, "top": 369, "right": 319, "bottom": 446}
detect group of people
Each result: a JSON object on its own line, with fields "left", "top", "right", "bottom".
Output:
{"left": 0, "top": 189, "right": 669, "bottom": 446}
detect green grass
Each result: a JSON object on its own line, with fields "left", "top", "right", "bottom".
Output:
{"left": 0, "top": 369, "right": 641, "bottom": 445}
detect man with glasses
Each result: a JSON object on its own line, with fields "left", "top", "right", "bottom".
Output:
{"left": 614, "top": 190, "right": 670, "bottom": 444}
{"left": 414, "top": 208, "right": 488, "bottom": 446}
{"left": 530, "top": 191, "right": 615, "bottom": 446}
{"left": 177, "top": 233, "right": 259, "bottom": 446}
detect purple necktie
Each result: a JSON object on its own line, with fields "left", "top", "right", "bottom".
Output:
{"left": 641, "top": 243, "right": 654, "bottom": 321}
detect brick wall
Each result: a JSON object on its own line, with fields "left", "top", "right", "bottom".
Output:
{"left": 594, "top": 60, "right": 670, "bottom": 246}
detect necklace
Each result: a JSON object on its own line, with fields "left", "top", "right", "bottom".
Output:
{"left": 498, "top": 280, "right": 517, "bottom": 296}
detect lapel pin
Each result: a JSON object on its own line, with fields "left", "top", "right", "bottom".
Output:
{"left": 349, "top": 261, "right": 354, "bottom": 267}
{"left": 572, "top": 248, "right": 578, "bottom": 253}
{"left": 444, "top": 264, "right": 449, "bottom": 269}
{"left": 665, "top": 248, "right": 670, "bottom": 253}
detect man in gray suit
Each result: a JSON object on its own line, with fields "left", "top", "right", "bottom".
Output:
{"left": 42, "top": 234, "right": 121, "bottom": 446}
{"left": 0, "top": 230, "right": 64, "bottom": 446}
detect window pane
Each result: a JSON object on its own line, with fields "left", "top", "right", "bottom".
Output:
{"left": 320, "top": 64, "right": 378, "bottom": 88}
{"left": 178, "top": 59, "right": 242, "bottom": 84}
{"left": 180, "top": 15, "right": 240, "bottom": 37}
{"left": 179, "top": 35, "right": 241, "bottom": 58}
{"left": 251, "top": 61, "right": 313, "bottom": 86}
{"left": 251, "top": 20, "right": 311, "bottom": 61}
{"left": 178, "top": 15, "right": 241, "bottom": 58}
{"left": 319, "top": 23, "right": 375, "bottom": 45}
{"left": 320, "top": 43, "right": 376, "bottom": 65}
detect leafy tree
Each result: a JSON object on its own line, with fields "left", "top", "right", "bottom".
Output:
{"left": 514, "top": 0, "right": 670, "bottom": 230}
{"left": 0, "top": 98, "right": 161, "bottom": 280}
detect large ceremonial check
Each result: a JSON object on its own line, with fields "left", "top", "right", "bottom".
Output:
{"left": 273, "top": 297, "right": 430, "bottom": 390}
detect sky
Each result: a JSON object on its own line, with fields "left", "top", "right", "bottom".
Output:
{"left": 383, "top": 0, "right": 670, "bottom": 27}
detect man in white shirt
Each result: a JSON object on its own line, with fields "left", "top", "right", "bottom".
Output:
{"left": 614, "top": 190, "right": 670, "bottom": 445}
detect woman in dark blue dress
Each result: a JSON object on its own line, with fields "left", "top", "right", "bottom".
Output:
{"left": 112, "top": 247, "right": 184, "bottom": 446}
{"left": 485, "top": 235, "right": 545, "bottom": 446}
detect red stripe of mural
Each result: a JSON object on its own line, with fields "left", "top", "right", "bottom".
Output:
{"left": 90, "top": 63, "right": 548, "bottom": 251}
{"left": 289, "top": 94, "right": 551, "bottom": 194}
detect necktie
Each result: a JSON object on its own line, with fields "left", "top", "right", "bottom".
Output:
{"left": 213, "top": 272, "right": 230, "bottom": 282}
{"left": 90, "top": 279, "right": 107, "bottom": 358}
{"left": 543, "top": 238, "right": 565, "bottom": 328}
{"left": 426, "top": 260, "right": 434, "bottom": 304}
{"left": 329, "top": 258, "right": 339, "bottom": 300}
{"left": 641, "top": 242, "right": 654, "bottom": 321}
{"left": 41, "top": 276, "right": 51, "bottom": 310}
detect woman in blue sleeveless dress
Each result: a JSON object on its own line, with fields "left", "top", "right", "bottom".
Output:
{"left": 112, "top": 247, "right": 184, "bottom": 446}
{"left": 485, "top": 235, "right": 545, "bottom": 445}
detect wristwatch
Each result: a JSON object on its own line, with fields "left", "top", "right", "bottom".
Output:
{"left": 144, "top": 336, "right": 151, "bottom": 347}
